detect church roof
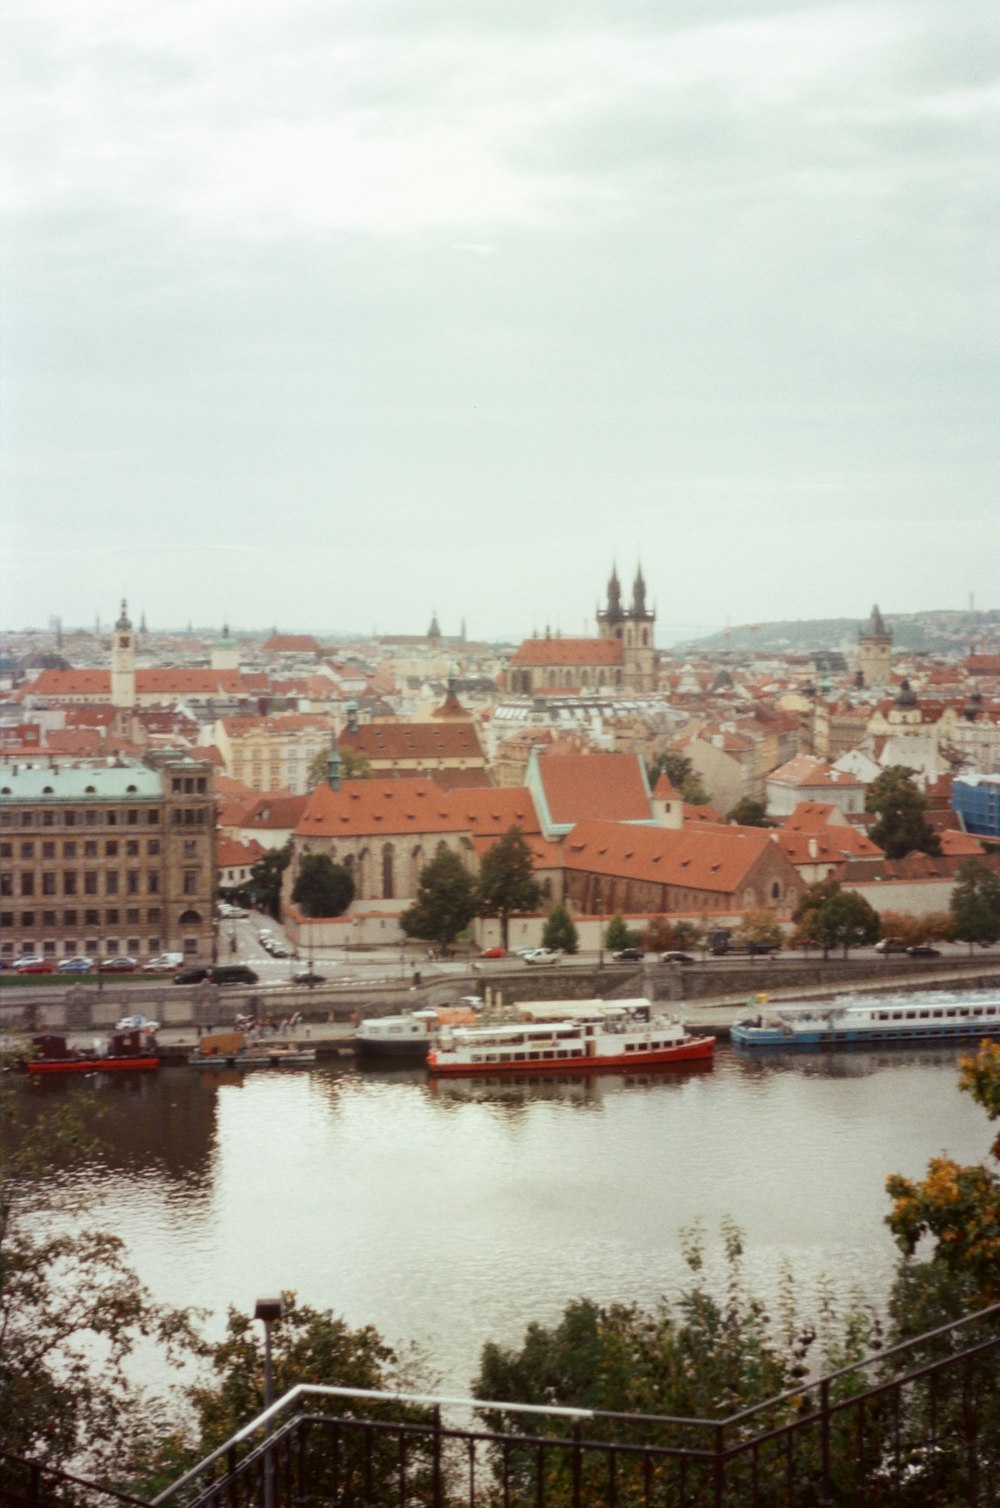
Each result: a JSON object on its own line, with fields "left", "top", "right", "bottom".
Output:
{"left": 509, "top": 637, "right": 623, "bottom": 667}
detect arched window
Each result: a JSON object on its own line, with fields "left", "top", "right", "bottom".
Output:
{"left": 382, "top": 843, "right": 394, "bottom": 899}
{"left": 179, "top": 908, "right": 201, "bottom": 924}
{"left": 771, "top": 881, "right": 782, "bottom": 901}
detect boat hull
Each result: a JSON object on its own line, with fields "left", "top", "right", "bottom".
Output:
{"left": 354, "top": 1039, "right": 429, "bottom": 1061}
{"left": 428, "top": 1035, "right": 715, "bottom": 1077}
{"left": 189, "top": 1049, "right": 316, "bottom": 1069}
{"left": 27, "top": 1056, "right": 160, "bottom": 1075}
{"left": 733, "top": 1019, "right": 1000, "bottom": 1048}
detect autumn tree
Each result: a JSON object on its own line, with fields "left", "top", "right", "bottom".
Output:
{"left": 886, "top": 1041, "right": 1000, "bottom": 1310}
{"left": 736, "top": 910, "right": 784, "bottom": 951}
{"left": 950, "top": 858, "right": 1000, "bottom": 951}
{"left": 306, "top": 745, "right": 372, "bottom": 788}
{"left": 865, "top": 765, "right": 941, "bottom": 859}
{"left": 290, "top": 853, "right": 355, "bottom": 917}
{"left": 401, "top": 848, "right": 477, "bottom": 952}
{"left": 793, "top": 882, "right": 879, "bottom": 957}
{"left": 476, "top": 826, "right": 542, "bottom": 949}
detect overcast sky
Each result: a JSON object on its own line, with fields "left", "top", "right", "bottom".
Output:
{"left": 2, "top": 0, "right": 996, "bottom": 644}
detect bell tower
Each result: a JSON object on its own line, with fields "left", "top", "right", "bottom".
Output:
{"left": 858, "top": 604, "right": 892, "bottom": 689}
{"left": 110, "top": 599, "right": 136, "bottom": 709}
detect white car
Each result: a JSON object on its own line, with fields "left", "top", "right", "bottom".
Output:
{"left": 521, "top": 948, "right": 563, "bottom": 966}
{"left": 116, "top": 1014, "right": 160, "bottom": 1033}
{"left": 143, "top": 952, "right": 184, "bottom": 972}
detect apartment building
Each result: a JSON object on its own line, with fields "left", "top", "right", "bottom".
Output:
{"left": 0, "top": 752, "right": 216, "bottom": 965}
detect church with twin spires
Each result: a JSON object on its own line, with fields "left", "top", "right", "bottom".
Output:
{"left": 505, "top": 566, "right": 657, "bottom": 696}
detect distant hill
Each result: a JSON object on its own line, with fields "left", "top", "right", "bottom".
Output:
{"left": 675, "top": 609, "right": 1000, "bottom": 658}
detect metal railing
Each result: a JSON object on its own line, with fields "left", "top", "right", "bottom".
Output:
{"left": 5, "top": 1303, "right": 999, "bottom": 1508}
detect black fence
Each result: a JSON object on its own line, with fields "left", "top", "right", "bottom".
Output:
{"left": 5, "top": 1303, "right": 1000, "bottom": 1508}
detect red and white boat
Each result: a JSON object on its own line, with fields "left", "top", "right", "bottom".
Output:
{"left": 25, "top": 1029, "right": 160, "bottom": 1075}
{"left": 426, "top": 999, "right": 714, "bottom": 1077}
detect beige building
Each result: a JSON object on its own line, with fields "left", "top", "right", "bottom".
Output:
{"left": 213, "top": 713, "right": 332, "bottom": 794}
{"left": 0, "top": 752, "right": 216, "bottom": 965}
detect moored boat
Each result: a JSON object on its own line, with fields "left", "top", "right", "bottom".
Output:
{"left": 354, "top": 1004, "right": 481, "bottom": 1061}
{"left": 731, "top": 989, "right": 1000, "bottom": 1048}
{"left": 189, "top": 1030, "right": 317, "bottom": 1068}
{"left": 426, "top": 1000, "right": 714, "bottom": 1077}
{"left": 26, "top": 1030, "right": 160, "bottom": 1075}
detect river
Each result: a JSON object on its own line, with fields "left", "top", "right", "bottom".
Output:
{"left": 17, "top": 1038, "right": 988, "bottom": 1397}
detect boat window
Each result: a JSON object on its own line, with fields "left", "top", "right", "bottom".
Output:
{"left": 946, "top": 1010, "right": 956, "bottom": 1018}
{"left": 905, "top": 1012, "right": 916, "bottom": 1020}
{"left": 878, "top": 1013, "right": 889, "bottom": 1021}
{"left": 932, "top": 1010, "right": 943, "bottom": 1018}
{"left": 973, "top": 1009, "right": 982, "bottom": 1017}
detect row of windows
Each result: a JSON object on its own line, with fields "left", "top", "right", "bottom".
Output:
{"left": 2, "top": 871, "right": 167, "bottom": 898}
{"left": 1, "top": 838, "right": 163, "bottom": 860}
{"left": 2, "top": 907, "right": 161, "bottom": 928}
{"left": 171, "top": 776, "right": 209, "bottom": 794}
{"left": 0, "top": 808, "right": 162, "bottom": 829}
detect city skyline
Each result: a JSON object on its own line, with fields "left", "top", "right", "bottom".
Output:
{"left": 2, "top": 0, "right": 997, "bottom": 638}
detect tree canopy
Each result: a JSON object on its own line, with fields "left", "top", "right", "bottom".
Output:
{"left": 865, "top": 765, "right": 941, "bottom": 859}
{"left": 400, "top": 847, "right": 477, "bottom": 951}
{"left": 248, "top": 839, "right": 292, "bottom": 919}
{"left": 290, "top": 853, "right": 355, "bottom": 917}
{"left": 792, "top": 880, "right": 880, "bottom": 957}
{"left": 649, "top": 751, "right": 710, "bottom": 805}
{"left": 727, "top": 797, "right": 774, "bottom": 827}
{"left": 541, "top": 904, "right": 579, "bottom": 954}
{"left": 949, "top": 858, "right": 1000, "bottom": 950}
{"left": 886, "top": 1040, "right": 1000, "bottom": 1310}
{"left": 475, "top": 826, "right": 542, "bottom": 948}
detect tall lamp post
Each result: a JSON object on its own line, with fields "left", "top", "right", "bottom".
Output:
{"left": 255, "top": 1296, "right": 284, "bottom": 1508}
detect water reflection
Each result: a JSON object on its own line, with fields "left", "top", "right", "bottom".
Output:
{"left": 8, "top": 1046, "right": 988, "bottom": 1397}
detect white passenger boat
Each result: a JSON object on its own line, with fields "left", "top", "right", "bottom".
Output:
{"left": 731, "top": 990, "right": 1000, "bottom": 1048}
{"left": 426, "top": 999, "right": 714, "bottom": 1077}
{"left": 354, "top": 1004, "right": 481, "bottom": 1061}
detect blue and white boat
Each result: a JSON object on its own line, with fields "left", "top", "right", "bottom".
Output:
{"left": 731, "top": 990, "right": 1000, "bottom": 1048}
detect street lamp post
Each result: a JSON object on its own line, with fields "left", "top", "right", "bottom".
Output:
{"left": 255, "top": 1296, "right": 284, "bottom": 1508}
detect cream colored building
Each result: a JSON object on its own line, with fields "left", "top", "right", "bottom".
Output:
{"left": 213, "top": 713, "right": 332, "bottom": 794}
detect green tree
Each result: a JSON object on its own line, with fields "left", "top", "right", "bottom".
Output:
{"left": 865, "top": 765, "right": 941, "bottom": 859}
{"left": 603, "top": 912, "right": 638, "bottom": 951}
{"left": 542, "top": 904, "right": 578, "bottom": 954}
{"left": 248, "top": 840, "right": 292, "bottom": 919}
{"left": 949, "top": 858, "right": 1000, "bottom": 951}
{"left": 476, "top": 826, "right": 542, "bottom": 950}
{"left": 886, "top": 1041, "right": 1000, "bottom": 1309}
{"left": 800, "top": 888, "right": 880, "bottom": 958}
{"left": 0, "top": 1080, "right": 196, "bottom": 1481}
{"left": 401, "top": 848, "right": 477, "bottom": 952}
{"left": 649, "top": 751, "right": 710, "bottom": 805}
{"left": 306, "top": 745, "right": 372, "bottom": 788}
{"left": 727, "top": 797, "right": 774, "bottom": 827}
{"left": 291, "top": 853, "right": 355, "bottom": 918}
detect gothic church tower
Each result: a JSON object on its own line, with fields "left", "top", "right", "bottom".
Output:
{"left": 858, "top": 604, "right": 892, "bottom": 689}
{"left": 597, "top": 564, "right": 656, "bottom": 692}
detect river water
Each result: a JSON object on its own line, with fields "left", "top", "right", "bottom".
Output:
{"left": 18, "top": 1038, "right": 988, "bottom": 1397}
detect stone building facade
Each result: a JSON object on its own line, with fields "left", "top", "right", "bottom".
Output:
{"left": 0, "top": 752, "right": 216, "bottom": 965}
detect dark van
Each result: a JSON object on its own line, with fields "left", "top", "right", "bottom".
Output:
{"left": 209, "top": 964, "right": 259, "bottom": 986}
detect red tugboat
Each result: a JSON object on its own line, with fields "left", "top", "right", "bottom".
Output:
{"left": 26, "top": 1029, "right": 160, "bottom": 1076}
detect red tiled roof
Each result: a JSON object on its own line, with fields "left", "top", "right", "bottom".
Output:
{"left": 217, "top": 835, "right": 266, "bottom": 868}
{"left": 339, "top": 723, "right": 485, "bottom": 761}
{"left": 536, "top": 753, "right": 652, "bottom": 825}
{"left": 562, "top": 818, "right": 785, "bottom": 893}
{"left": 508, "top": 637, "right": 623, "bottom": 667}
{"left": 296, "top": 779, "right": 539, "bottom": 840}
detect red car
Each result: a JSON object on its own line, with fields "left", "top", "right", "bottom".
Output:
{"left": 98, "top": 956, "right": 138, "bottom": 973}
{"left": 12, "top": 955, "right": 54, "bottom": 974}
{"left": 479, "top": 947, "right": 507, "bottom": 959}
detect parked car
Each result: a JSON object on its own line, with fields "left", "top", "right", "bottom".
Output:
{"left": 875, "top": 938, "right": 909, "bottom": 955}
{"left": 99, "top": 956, "right": 138, "bottom": 972}
{"left": 292, "top": 970, "right": 326, "bottom": 987}
{"left": 612, "top": 948, "right": 645, "bottom": 962}
{"left": 907, "top": 945, "right": 941, "bottom": 958}
{"left": 209, "top": 964, "right": 260, "bottom": 986}
{"left": 479, "top": 947, "right": 507, "bottom": 959}
{"left": 57, "top": 955, "right": 94, "bottom": 973}
{"left": 521, "top": 948, "right": 563, "bottom": 966}
{"left": 116, "top": 1013, "right": 160, "bottom": 1033}
{"left": 661, "top": 951, "right": 695, "bottom": 964}
{"left": 144, "top": 951, "right": 184, "bottom": 972}
{"left": 268, "top": 944, "right": 291, "bottom": 959}
{"left": 12, "top": 955, "right": 53, "bottom": 973}
{"left": 173, "top": 966, "right": 210, "bottom": 985}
